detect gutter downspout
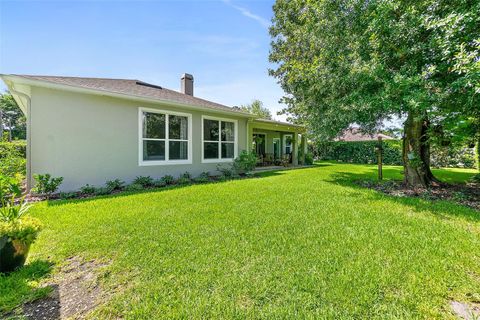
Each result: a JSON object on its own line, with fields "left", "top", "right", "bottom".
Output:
{"left": 9, "top": 87, "right": 32, "bottom": 192}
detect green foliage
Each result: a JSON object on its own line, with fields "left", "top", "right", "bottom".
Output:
{"left": 94, "top": 187, "right": 114, "bottom": 196}
{"left": 216, "top": 164, "right": 237, "bottom": 179}
{"left": 176, "top": 177, "right": 192, "bottom": 185}
{"left": 153, "top": 179, "right": 167, "bottom": 188}
{"left": 180, "top": 172, "right": 192, "bottom": 180}
{"left": 59, "top": 192, "right": 78, "bottom": 200}
{"left": 80, "top": 184, "right": 96, "bottom": 195}
{"left": 316, "top": 140, "right": 403, "bottom": 165}
{"left": 105, "top": 179, "right": 125, "bottom": 191}
{"left": 161, "top": 175, "right": 175, "bottom": 185}
{"left": 133, "top": 176, "right": 154, "bottom": 188}
{"left": 240, "top": 100, "right": 272, "bottom": 120}
{"left": 430, "top": 145, "right": 475, "bottom": 169}
{"left": 0, "top": 141, "right": 26, "bottom": 179}
{"left": 233, "top": 150, "right": 257, "bottom": 173}
{"left": 0, "top": 197, "right": 31, "bottom": 223}
{"left": 304, "top": 153, "right": 314, "bottom": 165}
{"left": 0, "top": 217, "right": 42, "bottom": 244}
{"left": 194, "top": 172, "right": 210, "bottom": 184}
{"left": 125, "top": 183, "right": 144, "bottom": 192}
{"left": 0, "top": 92, "right": 26, "bottom": 140}
{"left": 0, "top": 175, "right": 21, "bottom": 201}
{"left": 32, "top": 174, "right": 63, "bottom": 196}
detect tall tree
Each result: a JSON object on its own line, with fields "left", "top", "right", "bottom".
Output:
{"left": 0, "top": 92, "right": 26, "bottom": 140}
{"left": 269, "top": 0, "right": 479, "bottom": 187}
{"left": 241, "top": 99, "right": 273, "bottom": 120}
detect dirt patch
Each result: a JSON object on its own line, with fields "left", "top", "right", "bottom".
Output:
{"left": 355, "top": 180, "right": 480, "bottom": 211}
{"left": 450, "top": 301, "right": 480, "bottom": 320}
{"left": 7, "top": 257, "right": 111, "bottom": 320}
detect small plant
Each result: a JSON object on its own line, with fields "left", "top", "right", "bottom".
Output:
{"left": 59, "top": 192, "right": 78, "bottom": 200}
{"left": 161, "top": 175, "right": 175, "bottom": 185}
{"left": 452, "top": 191, "right": 469, "bottom": 202}
{"left": 125, "top": 183, "right": 144, "bottom": 192}
{"left": 181, "top": 172, "right": 192, "bottom": 179}
{"left": 0, "top": 175, "right": 21, "bottom": 201}
{"left": 133, "top": 176, "right": 154, "bottom": 188}
{"left": 80, "top": 184, "right": 96, "bottom": 195}
{"left": 106, "top": 179, "right": 125, "bottom": 191}
{"left": 233, "top": 151, "right": 257, "bottom": 174}
{"left": 94, "top": 187, "right": 114, "bottom": 196}
{"left": 0, "top": 196, "right": 42, "bottom": 272}
{"left": 32, "top": 174, "right": 63, "bottom": 196}
{"left": 177, "top": 177, "right": 192, "bottom": 185}
{"left": 194, "top": 172, "right": 210, "bottom": 183}
{"left": 304, "top": 153, "right": 314, "bottom": 165}
{"left": 217, "top": 164, "right": 237, "bottom": 179}
{"left": 470, "top": 173, "right": 480, "bottom": 183}
{"left": 153, "top": 179, "right": 167, "bottom": 188}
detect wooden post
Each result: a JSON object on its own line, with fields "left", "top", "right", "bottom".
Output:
{"left": 377, "top": 136, "right": 383, "bottom": 180}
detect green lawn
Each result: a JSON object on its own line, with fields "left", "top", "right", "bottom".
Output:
{"left": 1, "top": 163, "right": 479, "bottom": 319}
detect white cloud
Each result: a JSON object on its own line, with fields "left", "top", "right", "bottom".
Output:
{"left": 222, "top": 0, "right": 270, "bottom": 29}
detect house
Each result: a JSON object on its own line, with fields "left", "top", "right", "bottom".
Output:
{"left": 335, "top": 128, "right": 394, "bottom": 142}
{"left": 1, "top": 74, "right": 307, "bottom": 192}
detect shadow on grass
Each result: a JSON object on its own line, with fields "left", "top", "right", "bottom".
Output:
{"left": 46, "top": 165, "right": 322, "bottom": 207}
{"left": 0, "top": 259, "right": 54, "bottom": 316}
{"left": 326, "top": 170, "right": 480, "bottom": 222}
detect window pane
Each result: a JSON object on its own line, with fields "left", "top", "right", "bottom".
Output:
{"left": 143, "top": 140, "right": 165, "bottom": 161}
{"left": 221, "top": 121, "right": 235, "bottom": 142}
{"left": 221, "top": 143, "right": 234, "bottom": 159}
{"left": 203, "top": 119, "right": 219, "bottom": 141}
{"left": 143, "top": 112, "right": 165, "bottom": 139}
{"left": 169, "top": 141, "right": 188, "bottom": 160}
{"left": 204, "top": 142, "right": 219, "bottom": 159}
{"left": 169, "top": 115, "right": 188, "bottom": 140}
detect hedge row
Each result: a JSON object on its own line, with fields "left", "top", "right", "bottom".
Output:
{"left": 315, "top": 140, "right": 403, "bottom": 165}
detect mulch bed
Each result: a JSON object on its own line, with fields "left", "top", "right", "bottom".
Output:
{"left": 355, "top": 179, "right": 480, "bottom": 211}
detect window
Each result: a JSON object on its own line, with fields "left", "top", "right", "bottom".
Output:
{"left": 202, "top": 116, "right": 237, "bottom": 162}
{"left": 139, "top": 108, "right": 192, "bottom": 165}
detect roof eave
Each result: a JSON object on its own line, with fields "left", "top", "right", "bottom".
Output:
{"left": 0, "top": 74, "right": 254, "bottom": 118}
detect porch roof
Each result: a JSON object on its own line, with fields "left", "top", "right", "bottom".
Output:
{"left": 250, "top": 119, "right": 306, "bottom": 133}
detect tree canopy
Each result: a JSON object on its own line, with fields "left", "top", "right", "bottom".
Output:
{"left": 240, "top": 99, "right": 273, "bottom": 120}
{"left": 269, "top": 0, "right": 479, "bottom": 186}
{"left": 0, "top": 92, "right": 25, "bottom": 141}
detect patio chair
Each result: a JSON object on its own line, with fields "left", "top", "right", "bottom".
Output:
{"left": 264, "top": 153, "right": 274, "bottom": 166}
{"left": 281, "top": 154, "right": 291, "bottom": 167}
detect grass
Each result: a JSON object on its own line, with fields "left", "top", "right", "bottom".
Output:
{"left": 1, "top": 162, "right": 479, "bottom": 319}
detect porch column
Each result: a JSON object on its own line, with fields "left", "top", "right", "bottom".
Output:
{"left": 292, "top": 132, "right": 298, "bottom": 166}
{"left": 246, "top": 120, "right": 254, "bottom": 152}
{"left": 299, "top": 134, "right": 306, "bottom": 165}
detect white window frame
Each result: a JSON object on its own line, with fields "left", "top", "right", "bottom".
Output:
{"left": 201, "top": 115, "right": 238, "bottom": 163}
{"left": 138, "top": 107, "right": 192, "bottom": 166}
{"left": 283, "top": 134, "right": 293, "bottom": 154}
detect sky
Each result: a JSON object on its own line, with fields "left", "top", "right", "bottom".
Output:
{"left": 0, "top": 0, "right": 289, "bottom": 120}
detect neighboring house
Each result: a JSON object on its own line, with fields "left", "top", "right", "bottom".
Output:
{"left": 1, "top": 74, "right": 306, "bottom": 191}
{"left": 335, "top": 128, "right": 394, "bottom": 142}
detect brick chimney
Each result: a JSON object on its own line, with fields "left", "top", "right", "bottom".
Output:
{"left": 181, "top": 73, "right": 194, "bottom": 96}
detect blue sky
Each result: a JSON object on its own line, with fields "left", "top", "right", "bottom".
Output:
{"left": 0, "top": 0, "right": 288, "bottom": 120}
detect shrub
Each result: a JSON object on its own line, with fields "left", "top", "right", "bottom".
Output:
{"left": 59, "top": 192, "right": 78, "bottom": 200}
{"left": 304, "top": 153, "right": 314, "bottom": 165}
{"left": 194, "top": 172, "right": 210, "bottom": 183}
{"left": 32, "top": 174, "right": 63, "bottom": 196}
{"left": 177, "top": 177, "right": 192, "bottom": 185}
{"left": 233, "top": 151, "right": 257, "bottom": 173}
{"left": 94, "top": 187, "right": 114, "bottom": 196}
{"left": 470, "top": 173, "right": 480, "bottom": 183}
{"left": 217, "top": 164, "right": 237, "bottom": 179}
{"left": 0, "top": 141, "right": 26, "bottom": 179}
{"left": 181, "top": 172, "right": 192, "bottom": 179}
{"left": 80, "top": 184, "right": 96, "bottom": 195}
{"left": 153, "top": 179, "right": 167, "bottom": 188}
{"left": 0, "top": 175, "right": 21, "bottom": 201}
{"left": 133, "top": 176, "right": 154, "bottom": 187}
{"left": 105, "top": 179, "right": 125, "bottom": 190}
{"left": 125, "top": 183, "right": 144, "bottom": 192}
{"left": 161, "top": 175, "right": 175, "bottom": 185}
{"left": 430, "top": 145, "right": 475, "bottom": 168}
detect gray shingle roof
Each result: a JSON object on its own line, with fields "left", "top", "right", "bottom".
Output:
{"left": 8, "top": 75, "right": 253, "bottom": 116}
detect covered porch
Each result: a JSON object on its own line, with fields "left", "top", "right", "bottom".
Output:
{"left": 246, "top": 119, "right": 307, "bottom": 167}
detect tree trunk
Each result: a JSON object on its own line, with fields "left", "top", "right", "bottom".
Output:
{"left": 402, "top": 112, "right": 438, "bottom": 188}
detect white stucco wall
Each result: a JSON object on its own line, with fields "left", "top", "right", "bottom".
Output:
{"left": 30, "top": 87, "right": 248, "bottom": 191}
